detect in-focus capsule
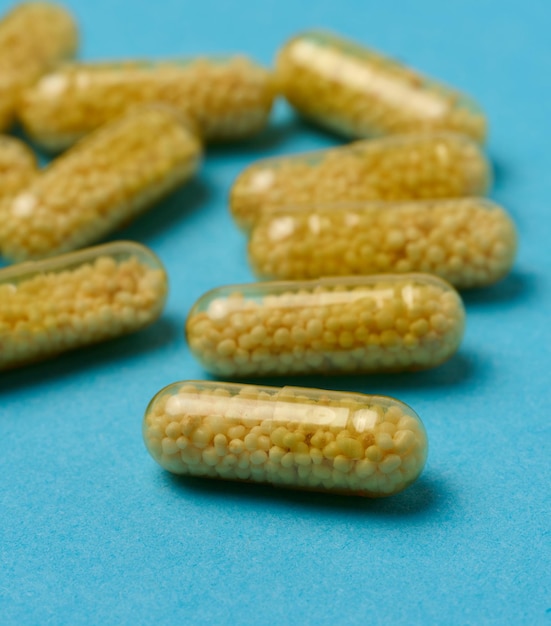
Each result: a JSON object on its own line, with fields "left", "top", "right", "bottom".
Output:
{"left": 143, "top": 381, "right": 428, "bottom": 497}
{"left": 276, "top": 30, "right": 486, "bottom": 143}
{"left": 0, "top": 136, "right": 37, "bottom": 199}
{"left": 0, "top": 105, "right": 202, "bottom": 262}
{"left": 186, "top": 274, "right": 465, "bottom": 377}
{"left": 230, "top": 132, "right": 491, "bottom": 231}
{"left": 0, "top": 241, "right": 167, "bottom": 371}
{"left": 0, "top": 1, "right": 78, "bottom": 131}
{"left": 249, "top": 198, "right": 517, "bottom": 289}
{"left": 18, "top": 56, "right": 275, "bottom": 151}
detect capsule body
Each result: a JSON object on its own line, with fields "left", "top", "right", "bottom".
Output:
{"left": 144, "top": 381, "right": 428, "bottom": 497}
{"left": 0, "top": 241, "right": 167, "bottom": 371}
{"left": 230, "top": 132, "right": 491, "bottom": 231}
{"left": 186, "top": 275, "right": 465, "bottom": 377}
{"left": 249, "top": 199, "right": 517, "bottom": 288}
{"left": 276, "top": 30, "right": 486, "bottom": 143}
{"left": 0, "top": 106, "right": 201, "bottom": 262}
{"left": 18, "top": 56, "right": 275, "bottom": 151}
{"left": 0, "top": 136, "right": 37, "bottom": 199}
{"left": 0, "top": 2, "right": 78, "bottom": 131}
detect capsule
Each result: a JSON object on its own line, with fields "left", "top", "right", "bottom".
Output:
{"left": 0, "top": 136, "right": 37, "bottom": 199}
{"left": 144, "top": 381, "right": 428, "bottom": 497}
{"left": 0, "top": 105, "right": 202, "bottom": 262}
{"left": 276, "top": 30, "right": 486, "bottom": 143}
{"left": 0, "top": 241, "right": 167, "bottom": 371}
{"left": 0, "top": 2, "right": 78, "bottom": 131}
{"left": 249, "top": 199, "right": 517, "bottom": 289}
{"left": 186, "top": 274, "right": 465, "bottom": 377}
{"left": 230, "top": 132, "right": 491, "bottom": 231}
{"left": 18, "top": 56, "right": 275, "bottom": 151}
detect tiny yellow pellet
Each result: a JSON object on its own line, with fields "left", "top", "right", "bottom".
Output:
{"left": 229, "top": 132, "right": 491, "bottom": 231}
{"left": 143, "top": 381, "right": 428, "bottom": 497}
{"left": 186, "top": 274, "right": 465, "bottom": 377}
{"left": 0, "top": 136, "right": 37, "bottom": 199}
{"left": 0, "top": 241, "right": 167, "bottom": 371}
{"left": 0, "top": 105, "right": 202, "bottom": 262}
{"left": 276, "top": 30, "right": 486, "bottom": 142}
{"left": 248, "top": 198, "right": 517, "bottom": 289}
{"left": 18, "top": 56, "right": 275, "bottom": 151}
{"left": 0, "top": 1, "right": 78, "bottom": 131}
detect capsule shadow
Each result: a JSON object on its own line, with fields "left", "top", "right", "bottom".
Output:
{"left": 203, "top": 350, "right": 482, "bottom": 396}
{"left": 0, "top": 315, "right": 180, "bottom": 394}
{"left": 108, "top": 176, "right": 212, "bottom": 246}
{"left": 461, "top": 270, "right": 538, "bottom": 307}
{"left": 166, "top": 469, "right": 446, "bottom": 519}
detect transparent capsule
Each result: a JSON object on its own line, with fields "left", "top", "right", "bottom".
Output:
{"left": 0, "top": 105, "right": 202, "bottom": 262}
{"left": 186, "top": 274, "right": 465, "bottom": 377}
{"left": 0, "top": 136, "right": 37, "bottom": 199}
{"left": 143, "top": 380, "right": 428, "bottom": 497}
{"left": 0, "top": 241, "right": 168, "bottom": 371}
{"left": 18, "top": 56, "right": 276, "bottom": 151}
{"left": 230, "top": 132, "right": 491, "bottom": 231}
{"left": 249, "top": 198, "right": 517, "bottom": 289}
{"left": 0, "top": 1, "right": 78, "bottom": 131}
{"left": 276, "top": 30, "right": 486, "bottom": 143}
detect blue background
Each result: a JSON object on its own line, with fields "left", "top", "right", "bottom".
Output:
{"left": 1, "top": 0, "right": 550, "bottom": 624}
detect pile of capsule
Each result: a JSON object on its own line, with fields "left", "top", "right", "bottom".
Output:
{"left": 0, "top": 3, "right": 517, "bottom": 498}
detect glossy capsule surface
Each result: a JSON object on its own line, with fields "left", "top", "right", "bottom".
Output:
{"left": 249, "top": 198, "right": 517, "bottom": 289}
{"left": 0, "top": 1, "right": 78, "bottom": 131}
{"left": 0, "top": 105, "right": 201, "bottom": 262}
{"left": 0, "top": 136, "right": 37, "bottom": 199}
{"left": 230, "top": 132, "right": 491, "bottom": 231}
{"left": 276, "top": 30, "right": 486, "bottom": 143}
{"left": 186, "top": 275, "right": 465, "bottom": 377}
{"left": 0, "top": 241, "right": 167, "bottom": 371}
{"left": 143, "top": 381, "right": 428, "bottom": 497}
{"left": 18, "top": 56, "right": 275, "bottom": 151}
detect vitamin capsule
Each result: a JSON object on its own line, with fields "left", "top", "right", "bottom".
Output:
{"left": 230, "top": 132, "right": 491, "bottom": 231}
{"left": 0, "top": 136, "right": 37, "bottom": 199}
{"left": 276, "top": 30, "right": 486, "bottom": 143}
{"left": 144, "top": 381, "right": 428, "bottom": 497}
{"left": 0, "top": 2, "right": 78, "bottom": 131}
{"left": 249, "top": 199, "right": 517, "bottom": 289}
{"left": 0, "top": 105, "right": 201, "bottom": 262}
{"left": 18, "top": 56, "right": 275, "bottom": 151}
{"left": 186, "top": 274, "right": 465, "bottom": 377}
{"left": 0, "top": 241, "right": 167, "bottom": 371}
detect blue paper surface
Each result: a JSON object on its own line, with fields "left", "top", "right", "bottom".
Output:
{"left": 0, "top": 0, "right": 550, "bottom": 624}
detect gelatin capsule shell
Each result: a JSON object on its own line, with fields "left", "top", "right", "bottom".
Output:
{"left": 185, "top": 273, "right": 465, "bottom": 377}
{"left": 143, "top": 381, "right": 428, "bottom": 497}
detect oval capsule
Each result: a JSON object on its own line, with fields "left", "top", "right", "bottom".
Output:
{"left": 0, "top": 1, "right": 78, "bottom": 131}
{"left": 0, "top": 241, "right": 167, "bottom": 371}
{"left": 186, "top": 274, "right": 465, "bottom": 377}
{"left": 143, "top": 381, "right": 428, "bottom": 497}
{"left": 276, "top": 30, "right": 486, "bottom": 143}
{"left": 249, "top": 198, "right": 517, "bottom": 289}
{"left": 0, "top": 105, "right": 202, "bottom": 262}
{"left": 0, "top": 136, "right": 37, "bottom": 199}
{"left": 18, "top": 56, "right": 275, "bottom": 151}
{"left": 230, "top": 132, "right": 491, "bottom": 231}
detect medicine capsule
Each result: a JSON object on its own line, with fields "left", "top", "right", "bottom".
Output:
{"left": 249, "top": 198, "right": 517, "bottom": 289}
{"left": 143, "top": 381, "right": 428, "bottom": 497}
{"left": 0, "top": 105, "right": 202, "bottom": 262}
{"left": 0, "top": 1, "right": 78, "bottom": 131}
{"left": 276, "top": 30, "right": 486, "bottom": 143}
{"left": 186, "top": 274, "right": 465, "bottom": 377}
{"left": 0, "top": 241, "right": 167, "bottom": 371}
{"left": 230, "top": 132, "right": 491, "bottom": 231}
{"left": 18, "top": 56, "right": 275, "bottom": 151}
{"left": 0, "top": 136, "right": 37, "bottom": 199}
